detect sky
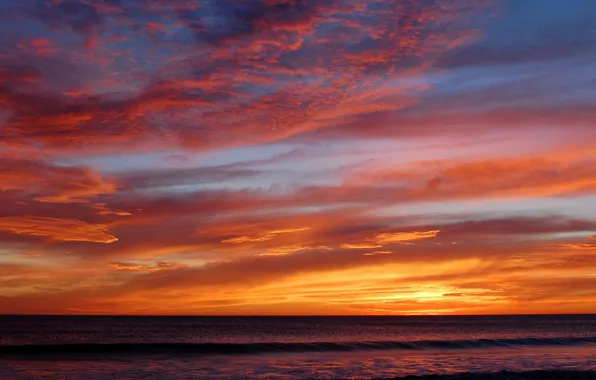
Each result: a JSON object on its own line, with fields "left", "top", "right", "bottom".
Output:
{"left": 1, "top": 0, "right": 596, "bottom": 316}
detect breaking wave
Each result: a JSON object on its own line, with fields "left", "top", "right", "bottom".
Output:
{"left": 2, "top": 336, "right": 596, "bottom": 358}
{"left": 395, "top": 370, "right": 596, "bottom": 379}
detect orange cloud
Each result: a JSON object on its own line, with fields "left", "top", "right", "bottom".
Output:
{"left": 221, "top": 227, "right": 310, "bottom": 244}
{"left": 363, "top": 251, "right": 393, "bottom": 256}
{"left": 258, "top": 245, "right": 332, "bottom": 257}
{"left": 0, "top": 216, "right": 118, "bottom": 243}
{"left": 341, "top": 230, "right": 439, "bottom": 250}
{"left": 556, "top": 244, "right": 596, "bottom": 250}
{"left": 340, "top": 243, "right": 383, "bottom": 249}
{"left": 375, "top": 230, "right": 440, "bottom": 244}
{"left": 3, "top": 238, "right": 596, "bottom": 315}
{"left": 108, "top": 262, "right": 175, "bottom": 271}
{"left": 222, "top": 235, "right": 277, "bottom": 244}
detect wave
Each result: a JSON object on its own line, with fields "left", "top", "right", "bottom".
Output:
{"left": 2, "top": 336, "right": 596, "bottom": 358}
{"left": 395, "top": 370, "right": 596, "bottom": 380}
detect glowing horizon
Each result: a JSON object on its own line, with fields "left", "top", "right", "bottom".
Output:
{"left": 1, "top": 0, "right": 596, "bottom": 315}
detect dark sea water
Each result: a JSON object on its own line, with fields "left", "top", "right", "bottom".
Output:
{"left": 1, "top": 315, "right": 596, "bottom": 379}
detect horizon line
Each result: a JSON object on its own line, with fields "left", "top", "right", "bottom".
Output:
{"left": 2, "top": 313, "right": 596, "bottom": 317}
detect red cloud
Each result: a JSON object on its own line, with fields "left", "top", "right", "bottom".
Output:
{"left": 0, "top": 0, "right": 493, "bottom": 152}
{"left": 0, "top": 155, "right": 116, "bottom": 203}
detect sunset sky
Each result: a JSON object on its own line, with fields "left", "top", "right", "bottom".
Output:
{"left": 1, "top": 0, "right": 596, "bottom": 315}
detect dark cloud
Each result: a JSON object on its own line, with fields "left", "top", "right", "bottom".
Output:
{"left": 116, "top": 165, "right": 259, "bottom": 191}
{"left": 30, "top": 0, "right": 104, "bottom": 35}
{"left": 437, "top": 217, "right": 596, "bottom": 239}
{"left": 181, "top": 0, "right": 334, "bottom": 44}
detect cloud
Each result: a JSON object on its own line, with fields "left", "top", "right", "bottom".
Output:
{"left": 221, "top": 227, "right": 310, "bottom": 244}
{"left": 116, "top": 165, "right": 259, "bottom": 191}
{"left": 375, "top": 230, "right": 440, "bottom": 244}
{"left": 222, "top": 235, "right": 277, "bottom": 244}
{"left": 0, "top": 155, "right": 116, "bottom": 204}
{"left": 363, "top": 251, "right": 392, "bottom": 256}
{"left": 93, "top": 152, "right": 596, "bottom": 234}
{"left": 332, "top": 155, "right": 596, "bottom": 206}
{"left": 257, "top": 245, "right": 332, "bottom": 257}
{"left": 108, "top": 262, "right": 176, "bottom": 271}
{"left": 340, "top": 243, "right": 383, "bottom": 250}
{"left": 115, "top": 244, "right": 487, "bottom": 293}
{"left": 181, "top": 0, "right": 335, "bottom": 44}
{"left": 0, "top": 216, "right": 118, "bottom": 243}
{"left": 2, "top": 233, "right": 596, "bottom": 314}
{"left": 555, "top": 244, "right": 596, "bottom": 250}
{"left": 3, "top": 0, "right": 596, "bottom": 316}
{"left": 0, "top": 0, "right": 491, "bottom": 152}
{"left": 339, "top": 229, "right": 439, "bottom": 250}
{"left": 438, "top": 218, "right": 596, "bottom": 238}
{"left": 30, "top": 0, "right": 104, "bottom": 36}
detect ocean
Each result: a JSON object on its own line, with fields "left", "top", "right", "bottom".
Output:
{"left": 1, "top": 315, "right": 596, "bottom": 379}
